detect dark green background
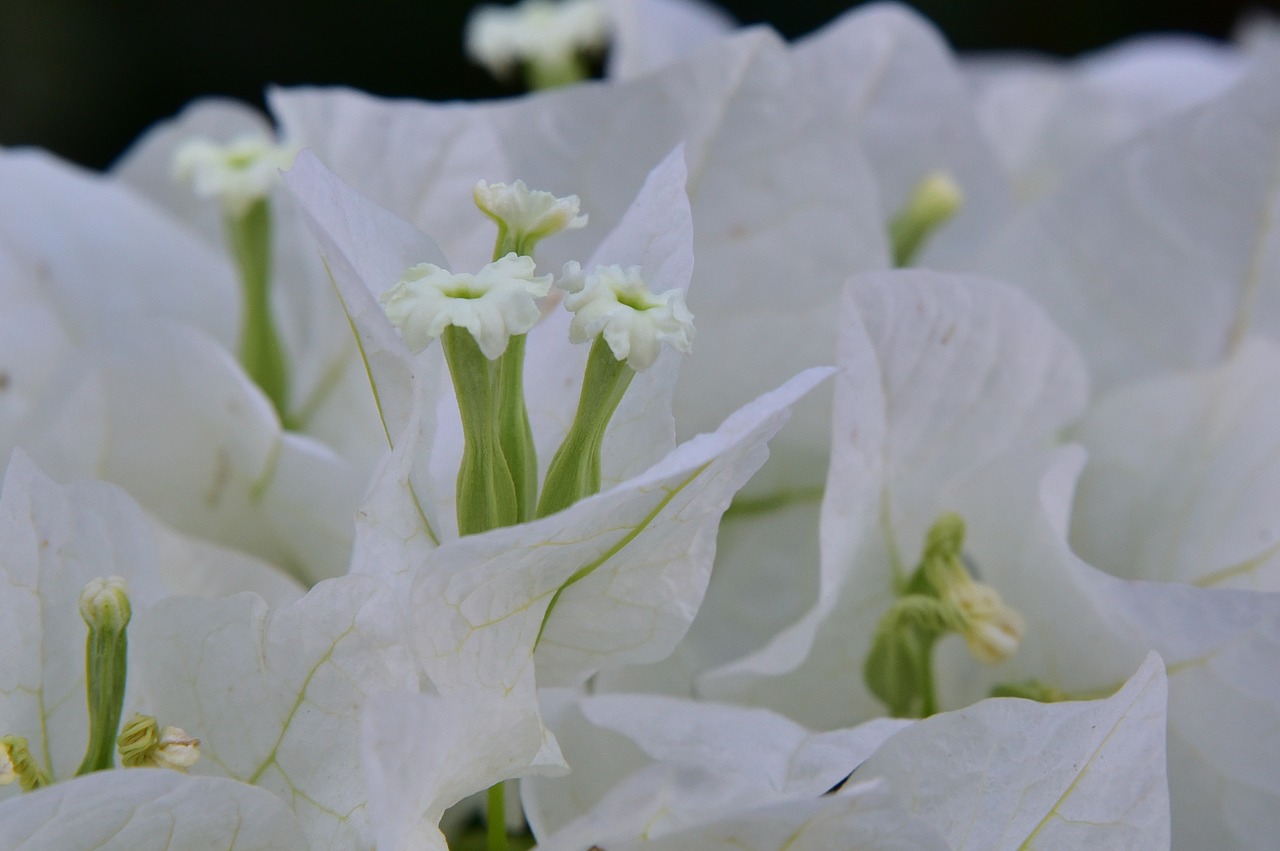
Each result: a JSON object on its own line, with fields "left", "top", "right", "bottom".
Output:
{"left": 1, "top": 0, "right": 1275, "bottom": 169}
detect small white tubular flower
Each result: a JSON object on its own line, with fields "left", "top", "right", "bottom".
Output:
{"left": 465, "top": 0, "right": 609, "bottom": 78}
{"left": 172, "top": 134, "right": 298, "bottom": 217}
{"left": 474, "top": 179, "right": 587, "bottom": 249}
{"left": 560, "top": 263, "right": 694, "bottom": 370}
{"left": 381, "top": 253, "right": 552, "bottom": 359}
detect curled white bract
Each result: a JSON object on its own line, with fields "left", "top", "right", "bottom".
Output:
{"left": 381, "top": 253, "right": 553, "bottom": 359}
{"left": 172, "top": 134, "right": 298, "bottom": 217}
{"left": 474, "top": 179, "right": 587, "bottom": 247}
{"left": 560, "top": 263, "right": 694, "bottom": 370}
{"left": 465, "top": 0, "right": 609, "bottom": 77}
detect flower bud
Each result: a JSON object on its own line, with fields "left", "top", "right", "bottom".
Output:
{"left": 946, "top": 580, "right": 1025, "bottom": 665}
{"left": 889, "top": 170, "right": 963, "bottom": 266}
{"left": 79, "top": 575, "right": 131, "bottom": 633}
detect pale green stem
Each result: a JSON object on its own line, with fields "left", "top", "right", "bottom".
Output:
{"left": 496, "top": 335, "right": 538, "bottom": 522}
{"left": 525, "top": 54, "right": 590, "bottom": 90}
{"left": 487, "top": 782, "right": 509, "bottom": 851}
{"left": 443, "top": 327, "right": 518, "bottom": 535}
{"left": 489, "top": 233, "right": 539, "bottom": 522}
{"left": 76, "top": 622, "right": 128, "bottom": 775}
{"left": 227, "top": 200, "right": 293, "bottom": 427}
{"left": 537, "top": 337, "right": 634, "bottom": 518}
{"left": 889, "top": 210, "right": 934, "bottom": 267}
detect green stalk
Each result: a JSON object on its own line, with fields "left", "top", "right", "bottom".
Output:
{"left": 487, "top": 782, "right": 509, "bottom": 851}
{"left": 76, "top": 622, "right": 128, "bottom": 775}
{"left": 525, "top": 54, "right": 591, "bottom": 90}
{"left": 227, "top": 200, "right": 292, "bottom": 427}
{"left": 443, "top": 327, "right": 519, "bottom": 535}
{"left": 537, "top": 337, "right": 634, "bottom": 518}
{"left": 496, "top": 335, "right": 538, "bottom": 522}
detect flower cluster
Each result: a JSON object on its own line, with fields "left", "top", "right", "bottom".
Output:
{"left": 1, "top": 2, "right": 1279, "bottom": 850}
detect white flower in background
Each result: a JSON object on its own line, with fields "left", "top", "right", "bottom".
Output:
{"left": 965, "top": 33, "right": 1247, "bottom": 201}
{"left": 0, "top": 129, "right": 375, "bottom": 585}
{"left": 971, "top": 56, "right": 1280, "bottom": 393}
{"left": 700, "top": 270, "right": 1280, "bottom": 849}
{"left": 473, "top": 179, "right": 587, "bottom": 254}
{"left": 0, "top": 452, "right": 312, "bottom": 847}
{"left": 171, "top": 133, "right": 298, "bottom": 217}
{"left": 466, "top": 0, "right": 610, "bottom": 87}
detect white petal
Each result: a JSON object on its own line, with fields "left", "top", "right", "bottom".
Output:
{"left": 578, "top": 695, "right": 909, "bottom": 797}
{"left": 793, "top": 4, "right": 1014, "bottom": 267}
{"left": 605, "top": 0, "right": 736, "bottom": 80}
{"left": 1071, "top": 337, "right": 1280, "bottom": 590}
{"left": 363, "top": 688, "right": 556, "bottom": 851}
{"left": 282, "top": 149, "right": 447, "bottom": 443}
{"left": 409, "top": 369, "right": 829, "bottom": 765}
{"left": 0, "top": 149, "right": 237, "bottom": 347}
{"left": 975, "top": 58, "right": 1280, "bottom": 391}
{"left": 861, "top": 654, "right": 1170, "bottom": 850}
{"left": 0, "top": 770, "right": 307, "bottom": 850}
{"left": 134, "top": 575, "right": 418, "bottom": 847}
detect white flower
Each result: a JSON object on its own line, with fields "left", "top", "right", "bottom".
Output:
{"left": 0, "top": 141, "right": 373, "bottom": 584}
{"left": 474, "top": 179, "right": 587, "bottom": 250}
{"left": 284, "top": 151, "right": 832, "bottom": 843}
{"left": 700, "top": 270, "right": 1280, "bottom": 849}
{"left": 380, "top": 253, "right": 552, "bottom": 359}
{"left": 559, "top": 262, "right": 693, "bottom": 370}
{"left": 171, "top": 133, "right": 297, "bottom": 217}
{"left": 466, "top": 0, "right": 609, "bottom": 78}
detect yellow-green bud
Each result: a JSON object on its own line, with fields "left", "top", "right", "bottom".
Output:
{"left": 889, "top": 170, "right": 964, "bottom": 266}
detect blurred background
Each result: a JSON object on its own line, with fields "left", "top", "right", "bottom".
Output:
{"left": 1, "top": 0, "right": 1276, "bottom": 169}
